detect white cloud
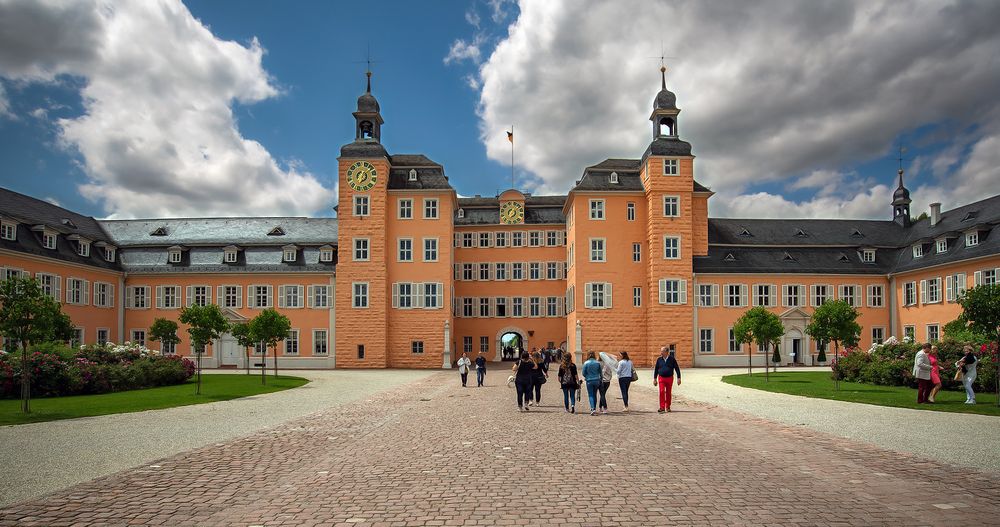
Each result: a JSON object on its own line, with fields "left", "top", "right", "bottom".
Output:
{"left": 0, "top": 0, "right": 335, "bottom": 219}
{"left": 444, "top": 35, "right": 485, "bottom": 65}
{"left": 473, "top": 0, "right": 1000, "bottom": 217}
{"left": 0, "top": 81, "right": 11, "bottom": 119}
{"left": 465, "top": 9, "right": 481, "bottom": 29}
{"left": 43, "top": 196, "right": 61, "bottom": 206}
{"left": 486, "top": 0, "right": 515, "bottom": 23}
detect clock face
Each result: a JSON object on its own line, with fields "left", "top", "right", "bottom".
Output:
{"left": 499, "top": 201, "right": 525, "bottom": 225}
{"left": 347, "top": 161, "right": 377, "bottom": 192}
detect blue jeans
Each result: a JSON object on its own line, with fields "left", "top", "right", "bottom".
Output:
{"left": 476, "top": 368, "right": 485, "bottom": 386}
{"left": 619, "top": 378, "right": 631, "bottom": 407}
{"left": 516, "top": 381, "right": 533, "bottom": 407}
{"left": 964, "top": 376, "right": 976, "bottom": 403}
{"left": 562, "top": 386, "right": 576, "bottom": 409}
{"left": 586, "top": 380, "right": 600, "bottom": 411}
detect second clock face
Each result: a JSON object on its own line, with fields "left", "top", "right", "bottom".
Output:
{"left": 499, "top": 201, "right": 524, "bottom": 224}
{"left": 347, "top": 161, "right": 377, "bottom": 192}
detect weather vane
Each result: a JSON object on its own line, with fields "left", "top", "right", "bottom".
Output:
{"left": 896, "top": 144, "right": 907, "bottom": 171}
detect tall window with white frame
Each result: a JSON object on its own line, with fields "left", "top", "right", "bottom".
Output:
{"left": 354, "top": 238, "right": 369, "bottom": 261}
{"left": 729, "top": 328, "right": 740, "bottom": 353}
{"left": 398, "top": 198, "right": 413, "bottom": 219}
{"left": 589, "top": 199, "right": 605, "bottom": 220}
{"left": 353, "top": 195, "right": 369, "bottom": 216}
{"left": 754, "top": 284, "right": 772, "bottom": 306}
{"left": 398, "top": 238, "right": 413, "bottom": 262}
{"left": 633, "top": 286, "right": 642, "bottom": 307}
{"left": 590, "top": 238, "right": 606, "bottom": 262}
{"left": 903, "top": 282, "right": 916, "bottom": 306}
{"left": 926, "top": 324, "right": 939, "bottom": 342}
{"left": 699, "top": 329, "right": 713, "bottom": 354}
{"left": 626, "top": 202, "right": 635, "bottom": 221}
{"left": 698, "top": 284, "right": 715, "bottom": 307}
{"left": 663, "top": 159, "right": 678, "bottom": 175}
{"left": 871, "top": 327, "right": 885, "bottom": 345}
{"left": 663, "top": 196, "right": 679, "bottom": 217}
{"left": 253, "top": 285, "right": 271, "bottom": 308}
{"left": 285, "top": 330, "right": 299, "bottom": 355}
{"left": 663, "top": 236, "right": 680, "bottom": 259}
{"left": 353, "top": 283, "right": 369, "bottom": 308}
{"left": 423, "top": 198, "right": 438, "bottom": 219}
{"left": 423, "top": 238, "right": 438, "bottom": 262}
{"left": 463, "top": 336, "right": 473, "bottom": 354}
{"left": 314, "top": 330, "right": 328, "bottom": 355}
{"left": 867, "top": 285, "right": 884, "bottom": 307}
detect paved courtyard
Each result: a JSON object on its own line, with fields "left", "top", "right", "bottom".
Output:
{"left": 2, "top": 370, "right": 999, "bottom": 526}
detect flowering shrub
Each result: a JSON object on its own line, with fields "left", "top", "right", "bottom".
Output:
{"left": 0, "top": 341, "right": 194, "bottom": 398}
{"left": 832, "top": 338, "right": 996, "bottom": 393}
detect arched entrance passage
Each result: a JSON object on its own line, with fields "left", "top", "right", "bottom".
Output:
{"left": 495, "top": 326, "right": 527, "bottom": 362}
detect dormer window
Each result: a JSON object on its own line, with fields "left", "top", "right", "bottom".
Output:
{"left": 319, "top": 245, "right": 334, "bottom": 263}
{"left": 104, "top": 247, "right": 116, "bottom": 262}
{"left": 609, "top": 171, "right": 619, "bottom": 184}
{"left": 282, "top": 245, "right": 298, "bottom": 262}
{"left": 0, "top": 221, "right": 16, "bottom": 241}
{"left": 268, "top": 226, "right": 285, "bottom": 236}
{"left": 838, "top": 253, "right": 850, "bottom": 263}
{"left": 457, "top": 208, "right": 465, "bottom": 219}
{"left": 77, "top": 240, "right": 90, "bottom": 257}
{"left": 223, "top": 246, "right": 239, "bottom": 263}
{"left": 408, "top": 169, "right": 417, "bottom": 181}
{"left": 936, "top": 239, "right": 948, "bottom": 253}
{"left": 966, "top": 231, "right": 979, "bottom": 247}
{"left": 738, "top": 228, "right": 752, "bottom": 237}
{"left": 794, "top": 229, "right": 808, "bottom": 237}
{"left": 782, "top": 252, "right": 796, "bottom": 262}
{"left": 851, "top": 229, "right": 864, "bottom": 238}
{"left": 724, "top": 252, "right": 737, "bottom": 262}
{"left": 61, "top": 218, "right": 77, "bottom": 229}
{"left": 150, "top": 226, "right": 168, "bottom": 236}
{"left": 912, "top": 244, "right": 923, "bottom": 258}
{"left": 168, "top": 248, "right": 183, "bottom": 263}
{"left": 42, "top": 232, "right": 57, "bottom": 250}
{"left": 860, "top": 249, "right": 875, "bottom": 263}
{"left": 961, "top": 211, "right": 978, "bottom": 222}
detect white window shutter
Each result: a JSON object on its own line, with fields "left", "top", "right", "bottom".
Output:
{"left": 217, "top": 286, "right": 224, "bottom": 305}
{"left": 108, "top": 284, "right": 114, "bottom": 308}
{"left": 740, "top": 285, "right": 748, "bottom": 307}
{"left": 974, "top": 271, "right": 982, "bottom": 286}
{"left": 680, "top": 280, "right": 688, "bottom": 305}
{"left": 416, "top": 283, "right": 425, "bottom": 308}
{"left": 658, "top": 279, "right": 667, "bottom": 305}
{"left": 185, "top": 286, "right": 193, "bottom": 307}
{"left": 722, "top": 284, "right": 730, "bottom": 307}
{"left": 781, "top": 285, "right": 789, "bottom": 307}
{"left": 945, "top": 276, "right": 954, "bottom": 302}
{"left": 751, "top": 284, "right": 759, "bottom": 306}
{"left": 297, "top": 286, "right": 304, "bottom": 308}
{"left": 557, "top": 297, "right": 565, "bottom": 316}
{"left": 307, "top": 286, "right": 314, "bottom": 308}
{"left": 236, "top": 286, "right": 243, "bottom": 308}
{"left": 278, "top": 286, "right": 286, "bottom": 308}
{"left": 392, "top": 283, "right": 399, "bottom": 308}
{"left": 770, "top": 284, "right": 777, "bottom": 307}
{"left": 798, "top": 285, "right": 806, "bottom": 307}
{"left": 155, "top": 286, "right": 163, "bottom": 309}
{"left": 83, "top": 280, "right": 90, "bottom": 304}
{"left": 454, "top": 264, "right": 460, "bottom": 280}
{"left": 585, "top": 283, "right": 593, "bottom": 309}
{"left": 712, "top": 284, "right": 719, "bottom": 307}
{"left": 487, "top": 232, "right": 494, "bottom": 247}
{"left": 919, "top": 280, "right": 927, "bottom": 304}
{"left": 265, "top": 285, "right": 272, "bottom": 307}
{"left": 453, "top": 233, "right": 460, "bottom": 247}
{"left": 125, "top": 286, "right": 134, "bottom": 308}
{"left": 247, "top": 286, "right": 256, "bottom": 308}
{"left": 437, "top": 283, "right": 444, "bottom": 309}
{"left": 557, "top": 262, "right": 565, "bottom": 279}
{"left": 606, "top": 283, "right": 613, "bottom": 308}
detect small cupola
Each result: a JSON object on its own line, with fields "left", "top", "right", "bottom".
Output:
{"left": 354, "top": 70, "right": 384, "bottom": 142}
{"left": 650, "top": 65, "right": 680, "bottom": 139}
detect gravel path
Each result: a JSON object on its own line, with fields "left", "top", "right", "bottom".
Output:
{"left": 669, "top": 367, "right": 1000, "bottom": 472}
{"left": 0, "top": 369, "right": 434, "bottom": 507}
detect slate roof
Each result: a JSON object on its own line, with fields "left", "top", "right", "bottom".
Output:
{"left": 695, "top": 247, "right": 900, "bottom": 275}
{"left": 570, "top": 158, "right": 711, "bottom": 193}
{"left": 643, "top": 137, "right": 693, "bottom": 158}
{"left": 118, "top": 246, "right": 335, "bottom": 274}
{"left": 100, "top": 217, "right": 338, "bottom": 247}
{"left": 340, "top": 140, "right": 389, "bottom": 159}
{"left": 455, "top": 195, "right": 567, "bottom": 225}
{"left": 387, "top": 154, "right": 453, "bottom": 190}
{"left": 891, "top": 194, "right": 1000, "bottom": 274}
{"left": 708, "top": 219, "right": 905, "bottom": 247}
{"left": 0, "top": 187, "right": 121, "bottom": 271}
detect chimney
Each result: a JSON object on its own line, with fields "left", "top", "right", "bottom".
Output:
{"left": 930, "top": 203, "right": 941, "bottom": 226}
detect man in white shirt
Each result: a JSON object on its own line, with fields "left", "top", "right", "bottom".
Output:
{"left": 912, "top": 343, "right": 933, "bottom": 403}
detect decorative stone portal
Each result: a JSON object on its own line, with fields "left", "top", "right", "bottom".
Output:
{"left": 779, "top": 307, "right": 812, "bottom": 366}
{"left": 495, "top": 326, "right": 527, "bottom": 362}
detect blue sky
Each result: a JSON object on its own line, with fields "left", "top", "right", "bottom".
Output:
{"left": 1, "top": 0, "right": 998, "bottom": 220}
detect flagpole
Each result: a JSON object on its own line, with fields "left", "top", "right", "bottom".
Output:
{"left": 510, "top": 124, "right": 514, "bottom": 190}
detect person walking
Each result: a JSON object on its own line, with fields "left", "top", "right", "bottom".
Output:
{"left": 615, "top": 351, "right": 635, "bottom": 412}
{"left": 475, "top": 351, "right": 487, "bottom": 387}
{"left": 653, "top": 346, "right": 682, "bottom": 413}
{"left": 558, "top": 354, "right": 579, "bottom": 413}
{"left": 513, "top": 352, "right": 536, "bottom": 412}
{"left": 582, "top": 351, "right": 603, "bottom": 416}
{"left": 913, "top": 343, "right": 933, "bottom": 403}
{"left": 928, "top": 345, "right": 942, "bottom": 403}
{"left": 956, "top": 345, "right": 978, "bottom": 404}
{"left": 597, "top": 352, "right": 616, "bottom": 414}
{"left": 457, "top": 352, "right": 472, "bottom": 388}
{"left": 531, "top": 350, "right": 547, "bottom": 405}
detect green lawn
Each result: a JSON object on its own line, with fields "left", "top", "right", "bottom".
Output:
{"left": 0, "top": 374, "right": 309, "bottom": 426}
{"left": 722, "top": 371, "right": 999, "bottom": 417}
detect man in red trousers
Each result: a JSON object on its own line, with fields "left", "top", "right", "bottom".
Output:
{"left": 653, "top": 345, "right": 682, "bottom": 413}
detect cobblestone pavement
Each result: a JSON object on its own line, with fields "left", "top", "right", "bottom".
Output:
{"left": 2, "top": 372, "right": 998, "bottom": 526}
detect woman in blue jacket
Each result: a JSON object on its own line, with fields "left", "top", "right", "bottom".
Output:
{"left": 581, "top": 351, "right": 603, "bottom": 416}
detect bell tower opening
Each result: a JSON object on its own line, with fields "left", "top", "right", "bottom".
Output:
{"left": 353, "top": 70, "right": 383, "bottom": 143}
{"left": 658, "top": 117, "right": 676, "bottom": 137}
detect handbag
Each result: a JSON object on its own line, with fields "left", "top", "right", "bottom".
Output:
{"left": 630, "top": 367, "right": 639, "bottom": 384}
{"left": 953, "top": 370, "right": 963, "bottom": 382}
{"left": 506, "top": 375, "right": 515, "bottom": 388}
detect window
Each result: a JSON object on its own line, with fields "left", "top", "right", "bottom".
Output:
{"left": 544, "top": 231, "right": 557, "bottom": 246}
{"left": 511, "top": 262, "right": 524, "bottom": 281}
{"left": 662, "top": 236, "right": 681, "bottom": 259}
{"left": 42, "top": 232, "right": 57, "bottom": 250}
{"left": 861, "top": 249, "right": 875, "bottom": 263}
{"left": 609, "top": 171, "right": 619, "bottom": 184}
{"left": 128, "top": 285, "right": 149, "bottom": 309}
{"left": 589, "top": 199, "right": 605, "bottom": 220}
{"left": 479, "top": 232, "right": 492, "bottom": 248}
{"left": 463, "top": 336, "right": 473, "bottom": 354}
{"left": 590, "top": 238, "right": 606, "bottom": 262}
{"left": 224, "top": 248, "right": 238, "bottom": 263}
{"left": 0, "top": 222, "right": 15, "bottom": 240}
{"left": 131, "top": 330, "right": 146, "bottom": 347}
{"left": 529, "top": 262, "right": 541, "bottom": 280}
{"left": 495, "top": 297, "right": 507, "bottom": 317}
{"left": 663, "top": 159, "right": 678, "bottom": 175}
{"left": 423, "top": 198, "right": 439, "bottom": 219}
{"left": 353, "top": 282, "right": 368, "bottom": 309}
{"left": 966, "top": 232, "right": 979, "bottom": 247}
{"left": 699, "top": 329, "right": 714, "bottom": 354}
{"left": 423, "top": 283, "right": 442, "bottom": 309}
{"left": 783, "top": 285, "right": 802, "bottom": 307}
{"left": 698, "top": 284, "right": 717, "bottom": 307}
{"left": 810, "top": 284, "right": 829, "bottom": 307}
{"left": 511, "top": 231, "right": 524, "bottom": 247}
{"left": 529, "top": 231, "right": 541, "bottom": 247}
{"left": 94, "top": 282, "right": 113, "bottom": 308}
{"left": 478, "top": 336, "right": 489, "bottom": 354}
{"left": 495, "top": 262, "right": 507, "bottom": 280}
{"left": 925, "top": 278, "right": 941, "bottom": 304}
{"left": 162, "top": 340, "right": 176, "bottom": 354}
{"left": 479, "top": 263, "right": 491, "bottom": 281}
{"left": 912, "top": 244, "right": 923, "bottom": 258}
{"left": 729, "top": 328, "right": 740, "bottom": 353}
{"left": 319, "top": 246, "right": 334, "bottom": 263}
{"left": 838, "top": 285, "right": 857, "bottom": 307}
{"left": 980, "top": 269, "right": 998, "bottom": 286}
{"left": 398, "top": 238, "right": 413, "bottom": 262}
{"left": 462, "top": 297, "right": 474, "bottom": 317}
{"left": 423, "top": 238, "right": 438, "bottom": 262}
{"left": 314, "top": 330, "right": 328, "bottom": 355}
{"left": 631, "top": 242, "right": 641, "bottom": 263}
{"left": 67, "top": 278, "right": 88, "bottom": 305}
{"left": 663, "top": 196, "right": 679, "bottom": 217}
{"left": 936, "top": 239, "right": 948, "bottom": 253}
{"left": 566, "top": 286, "right": 575, "bottom": 313}
{"left": 867, "top": 285, "right": 884, "bottom": 308}
{"left": 512, "top": 297, "right": 524, "bottom": 317}
{"left": 253, "top": 285, "right": 272, "bottom": 308}
{"left": 547, "top": 297, "right": 558, "bottom": 317}
{"left": 282, "top": 247, "right": 297, "bottom": 262}
{"left": 529, "top": 297, "right": 541, "bottom": 317}
{"left": 479, "top": 297, "right": 490, "bottom": 317}
{"left": 903, "top": 282, "right": 916, "bottom": 306}
{"left": 585, "top": 282, "right": 611, "bottom": 309}
{"left": 725, "top": 284, "right": 746, "bottom": 307}
{"left": 633, "top": 286, "right": 642, "bottom": 307}
{"left": 946, "top": 273, "right": 967, "bottom": 302}
{"left": 281, "top": 285, "right": 303, "bottom": 308}
{"left": 926, "top": 324, "right": 939, "bottom": 343}
{"left": 395, "top": 283, "right": 414, "bottom": 309}
{"left": 168, "top": 250, "right": 182, "bottom": 263}
{"left": 495, "top": 231, "right": 508, "bottom": 247}
{"left": 546, "top": 262, "right": 558, "bottom": 280}
{"left": 353, "top": 195, "right": 369, "bottom": 216}
{"left": 903, "top": 326, "right": 915, "bottom": 342}
{"left": 626, "top": 202, "right": 635, "bottom": 221}
{"left": 871, "top": 327, "right": 885, "bottom": 345}
{"left": 77, "top": 241, "right": 90, "bottom": 257}
{"left": 285, "top": 330, "right": 299, "bottom": 355}
{"left": 254, "top": 341, "right": 267, "bottom": 355}
{"left": 223, "top": 285, "right": 241, "bottom": 308}
{"left": 96, "top": 328, "right": 109, "bottom": 346}
{"left": 310, "top": 285, "right": 330, "bottom": 308}
{"left": 398, "top": 199, "right": 413, "bottom": 219}
{"left": 191, "top": 285, "right": 209, "bottom": 307}
{"left": 104, "top": 247, "right": 115, "bottom": 262}
{"left": 159, "top": 285, "right": 179, "bottom": 309}
{"left": 69, "top": 327, "right": 84, "bottom": 349}
{"left": 354, "top": 238, "right": 369, "bottom": 261}
{"left": 658, "top": 279, "right": 687, "bottom": 305}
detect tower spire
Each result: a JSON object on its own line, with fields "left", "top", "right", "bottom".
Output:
{"left": 366, "top": 69, "right": 371, "bottom": 93}
{"left": 661, "top": 65, "right": 666, "bottom": 91}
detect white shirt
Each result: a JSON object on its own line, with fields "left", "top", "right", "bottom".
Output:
{"left": 616, "top": 359, "right": 634, "bottom": 379}
{"left": 457, "top": 357, "right": 472, "bottom": 374}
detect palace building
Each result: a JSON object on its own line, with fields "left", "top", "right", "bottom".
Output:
{"left": 2, "top": 69, "right": 998, "bottom": 368}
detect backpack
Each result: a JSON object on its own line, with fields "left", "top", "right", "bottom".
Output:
{"left": 560, "top": 365, "right": 575, "bottom": 385}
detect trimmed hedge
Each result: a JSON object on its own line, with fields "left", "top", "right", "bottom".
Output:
{"left": 832, "top": 339, "right": 997, "bottom": 393}
{"left": 0, "top": 342, "right": 195, "bottom": 398}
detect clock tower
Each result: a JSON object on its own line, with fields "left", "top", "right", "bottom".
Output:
{"left": 336, "top": 71, "right": 391, "bottom": 368}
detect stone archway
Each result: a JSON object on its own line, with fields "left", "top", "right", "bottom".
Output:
{"left": 495, "top": 326, "right": 528, "bottom": 361}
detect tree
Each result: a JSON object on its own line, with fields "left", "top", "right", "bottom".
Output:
{"left": 957, "top": 284, "right": 1000, "bottom": 406}
{"left": 0, "top": 276, "right": 74, "bottom": 413}
{"left": 249, "top": 308, "right": 291, "bottom": 384}
{"left": 178, "top": 304, "right": 230, "bottom": 395}
{"left": 733, "top": 307, "right": 785, "bottom": 381}
{"left": 230, "top": 322, "right": 257, "bottom": 375}
{"left": 806, "top": 300, "right": 861, "bottom": 390}
{"left": 148, "top": 318, "right": 180, "bottom": 354}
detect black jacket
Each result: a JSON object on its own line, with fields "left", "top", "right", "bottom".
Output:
{"left": 653, "top": 355, "right": 681, "bottom": 379}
